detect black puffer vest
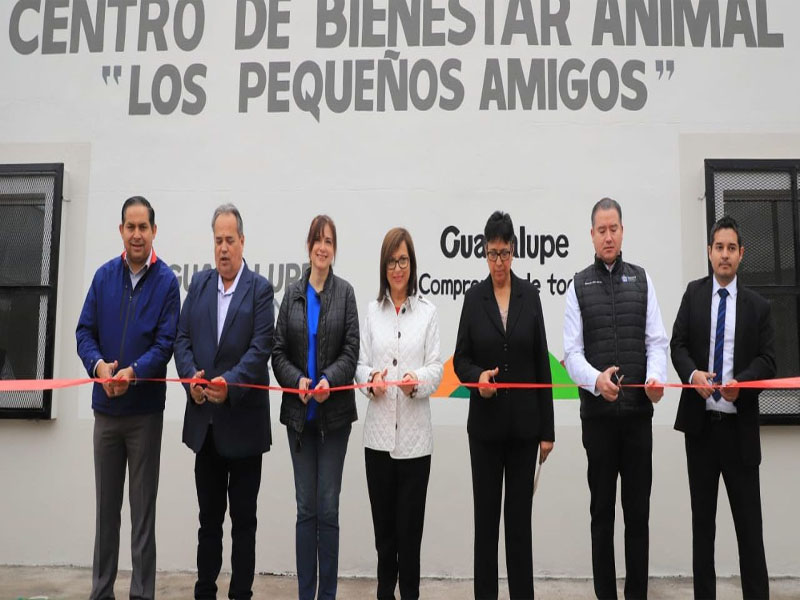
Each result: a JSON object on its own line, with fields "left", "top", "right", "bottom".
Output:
{"left": 574, "top": 256, "right": 650, "bottom": 419}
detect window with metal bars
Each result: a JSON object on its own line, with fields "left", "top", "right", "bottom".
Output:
{"left": 0, "top": 164, "right": 63, "bottom": 419}
{"left": 705, "top": 159, "right": 800, "bottom": 425}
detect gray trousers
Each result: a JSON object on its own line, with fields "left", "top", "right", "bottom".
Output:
{"left": 91, "top": 411, "right": 163, "bottom": 600}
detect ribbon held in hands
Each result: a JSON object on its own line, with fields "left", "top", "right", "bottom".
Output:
{"left": 0, "top": 377, "right": 422, "bottom": 395}
{"left": 461, "top": 377, "right": 800, "bottom": 391}
{"left": 2, "top": 376, "right": 800, "bottom": 394}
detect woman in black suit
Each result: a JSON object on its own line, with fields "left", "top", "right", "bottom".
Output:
{"left": 454, "top": 211, "right": 555, "bottom": 600}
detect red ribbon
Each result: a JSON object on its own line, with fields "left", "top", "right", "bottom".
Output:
{"left": 465, "top": 378, "right": 800, "bottom": 390}
{"left": 2, "top": 377, "right": 799, "bottom": 394}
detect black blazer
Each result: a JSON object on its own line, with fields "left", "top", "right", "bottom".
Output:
{"left": 454, "top": 273, "right": 555, "bottom": 442}
{"left": 671, "top": 275, "right": 776, "bottom": 466}
{"left": 174, "top": 264, "right": 275, "bottom": 459}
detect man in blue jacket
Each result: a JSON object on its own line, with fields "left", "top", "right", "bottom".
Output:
{"left": 174, "top": 203, "right": 274, "bottom": 600}
{"left": 76, "top": 196, "right": 180, "bottom": 600}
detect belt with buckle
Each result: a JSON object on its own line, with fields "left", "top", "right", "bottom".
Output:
{"left": 706, "top": 410, "right": 735, "bottom": 421}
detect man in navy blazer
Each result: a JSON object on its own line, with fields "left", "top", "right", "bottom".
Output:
{"left": 174, "top": 203, "right": 274, "bottom": 600}
{"left": 671, "top": 215, "right": 776, "bottom": 599}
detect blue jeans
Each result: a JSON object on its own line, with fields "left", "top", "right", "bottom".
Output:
{"left": 287, "top": 421, "right": 351, "bottom": 600}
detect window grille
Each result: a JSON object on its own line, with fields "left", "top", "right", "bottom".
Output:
{"left": 0, "top": 164, "right": 64, "bottom": 419}
{"left": 706, "top": 160, "right": 800, "bottom": 425}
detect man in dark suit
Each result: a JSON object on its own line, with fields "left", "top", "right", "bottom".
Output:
{"left": 174, "top": 203, "right": 274, "bottom": 600}
{"left": 671, "top": 215, "right": 776, "bottom": 599}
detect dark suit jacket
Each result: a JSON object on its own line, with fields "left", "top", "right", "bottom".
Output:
{"left": 671, "top": 275, "right": 776, "bottom": 466}
{"left": 174, "top": 264, "right": 275, "bottom": 459}
{"left": 454, "top": 273, "right": 555, "bottom": 442}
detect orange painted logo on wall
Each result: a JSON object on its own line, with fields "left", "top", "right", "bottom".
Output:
{"left": 433, "top": 354, "right": 578, "bottom": 399}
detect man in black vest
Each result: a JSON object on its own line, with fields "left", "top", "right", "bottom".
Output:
{"left": 563, "top": 197, "right": 669, "bottom": 599}
{"left": 671, "top": 216, "right": 775, "bottom": 599}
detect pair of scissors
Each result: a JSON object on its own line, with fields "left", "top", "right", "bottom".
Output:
{"left": 613, "top": 369, "right": 625, "bottom": 398}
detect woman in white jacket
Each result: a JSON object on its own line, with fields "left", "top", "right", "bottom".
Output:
{"left": 355, "top": 227, "right": 443, "bottom": 600}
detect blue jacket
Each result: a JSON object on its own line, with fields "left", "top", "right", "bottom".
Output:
{"left": 174, "top": 264, "right": 274, "bottom": 459}
{"left": 76, "top": 252, "right": 180, "bottom": 416}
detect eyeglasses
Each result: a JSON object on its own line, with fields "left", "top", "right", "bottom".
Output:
{"left": 487, "top": 249, "right": 512, "bottom": 263}
{"left": 387, "top": 256, "right": 410, "bottom": 270}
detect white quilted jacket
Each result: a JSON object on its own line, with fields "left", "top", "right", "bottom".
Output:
{"left": 355, "top": 294, "right": 443, "bottom": 458}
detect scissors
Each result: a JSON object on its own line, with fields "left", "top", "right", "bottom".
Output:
{"left": 613, "top": 369, "right": 625, "bottom": 398}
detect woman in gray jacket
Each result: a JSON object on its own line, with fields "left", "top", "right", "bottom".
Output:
{"left": 272, "top": 214, "right": 359, "bottom": 600}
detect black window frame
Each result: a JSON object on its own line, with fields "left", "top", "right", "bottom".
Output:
{"left": 0, "top": 163, "right": 64, "bottom": 420}
{"left": 705, "top": 158, "right": 800, "bottom": 426}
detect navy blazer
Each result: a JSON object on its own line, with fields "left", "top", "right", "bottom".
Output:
{"left": 454, "top": 273, "right": 555, "bottom": 442}
{"left": 671, "top": 275, "right": 776, "bottom": 466}
{"left": 174, "top": 263, "right": 275, "bottom": 459}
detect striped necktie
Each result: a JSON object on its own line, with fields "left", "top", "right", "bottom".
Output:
{"left": 712, "top": 288, "right": 730, "bottom": 400}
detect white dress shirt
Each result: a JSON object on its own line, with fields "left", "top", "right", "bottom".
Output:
{"left": 217, "top": 262, "right": 245, "bottom": 344}
{"left": 563, "top": 267, "right": 669, "bottom": 394}
{"left": 126, "top": 249, "right": 154, "bottom": 289}
{"left": 704, "top": 276, "right": 738, "bottom": 414}
{"left": 355, "top": 294, "right": 443, "bottom": 459}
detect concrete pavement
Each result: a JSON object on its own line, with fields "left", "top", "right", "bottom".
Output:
{"left": 2, "top": 566, "right": 800, "bottom": 599}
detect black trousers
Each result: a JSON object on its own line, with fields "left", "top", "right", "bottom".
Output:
{"left": 194, "top": 427, "right": 263, "bottom": 600}
{"left": 468, "top": 435, "right": 538, "bottom": 600}
{"left": 582, "top": 415, "right": 652, "bottom": 600}
{"left": 685, "top": 415, "right": 768, "bottom": 600}
{"left": 365, "top": 448, "right": 431, "bottom": 600}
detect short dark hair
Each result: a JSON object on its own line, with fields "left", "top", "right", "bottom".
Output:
{"left": 484, "top": 211, "right": 514, "bottom": 245}
{"left": 591, "top": 197, "right": 622, "bottom": 227}
{"left": 378, "top": 227, "right": 418, "bottom": 301}
{"left": 121, "top": 196, "right": 154, "bottom": 227}
{"left": 307, "top": 215, "right": 337, "bottom": 257}
{"left": 212, "top": 203, "right": 244, "bottom": 237}
{"left": 709, "top": 215, "right": 742, "bottom": 246}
